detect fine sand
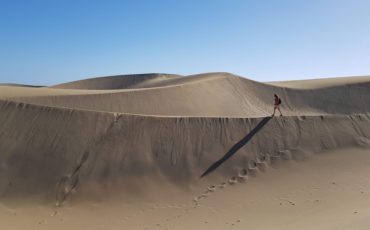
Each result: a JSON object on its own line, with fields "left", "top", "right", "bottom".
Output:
{"left": 0, "top": 73, "right": 369, "bottom": 229}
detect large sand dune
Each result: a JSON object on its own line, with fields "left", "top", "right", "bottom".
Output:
{"left": 1, "top": 73, "right": 370, "bottom": 229}
{"left": 3, "top": 73, "right": 370, "bottom": 117}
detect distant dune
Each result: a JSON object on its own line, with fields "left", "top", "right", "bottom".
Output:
{"left": 1, "top": 73, "right": 370, "bottom": 230}
{"left": 2, "top": 73, "right": 370, "bottom": 117}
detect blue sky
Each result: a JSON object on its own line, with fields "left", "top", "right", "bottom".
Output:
{"left": 1, "top": 0, "right": 370, "bottom": 85}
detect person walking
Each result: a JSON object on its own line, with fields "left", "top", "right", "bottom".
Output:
{"left": 272, "top": 94, "right": 283, "bottom": 116}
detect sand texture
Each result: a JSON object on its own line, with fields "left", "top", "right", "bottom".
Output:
{"left": 0, "top": 73, "right": 370, "bottom": 229}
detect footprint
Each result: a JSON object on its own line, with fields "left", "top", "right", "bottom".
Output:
{"left": 200, "top": 193, "right": 209, "bottom": 198}
{"left": 270, "top": 152, "right": 282, "bottom": 167}
{"left": 270, "top": 152, "right": 281, "bottom": 159}
{"left": 207, "top": 185, "right": 216, "bottom": 192}
{"left": 247, "top": 160, "right": 258, "bottom": 170}
{"left": 257, "top": 153, "right": 270, "bottom": 171}
{"left": 280, "top": 198, "right": 296, "bottom": 206}
{"left": 219, "top": 182, "right": 227, "bottom": 189}
{"left": 258, "top": 155, "right": 270, "bottom": 168}
{"left": 247, "top": 161, "right": 259, "bottom": 177}
{"left": 50, "top": 210, "right": 58, "bottom": 217}
{"left": 237, "top": 169, "right": 248, "bottom": 182}
{"left": 256, "top": 152, "right": 270, "bottom": 163}
{"left": 280, "top": 150, "right": 292, "bottom": 161}
{"left": 228, "top": 176, "right": 238, "bottom": 185}
{"left": 256, "top": 162, "right": 268, "bottom": 172}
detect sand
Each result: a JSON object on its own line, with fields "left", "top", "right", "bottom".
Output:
{"left": 0, "top": 73, "right": 369, "bottom": 229}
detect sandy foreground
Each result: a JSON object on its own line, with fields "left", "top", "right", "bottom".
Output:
{"left": 0, "top": 73, "right": 370, "bottom": 229}
{"left": 1, "top": 147, "right": 370, "bottom": 230}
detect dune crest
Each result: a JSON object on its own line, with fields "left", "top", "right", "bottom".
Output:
{"left": 2, "top": 73, "right": 370, "bottom": 117}
{"left": 0, "top": 73, "right": 369, "bottom": 204}
{"left": 1, "top": 73, "right": 370, "bottom": 229}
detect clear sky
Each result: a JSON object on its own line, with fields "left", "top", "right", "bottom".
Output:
{"left": 1, "top": 0, "right": 370, "bottom": 85}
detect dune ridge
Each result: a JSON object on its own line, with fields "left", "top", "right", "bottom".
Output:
{"left": 0, "top": 98, "right": 369, "bottom": 201}
{"left": 51, "top": 73, "right": 181, "bottom": 90}
{"left": 1, "top": 73, "right": 370, "bottom": 229}
{"left": 3, "top": 73, "right": 369, "bottom": 118}
{"left": 0, "top": 73, "right": 369, "bottom": 198}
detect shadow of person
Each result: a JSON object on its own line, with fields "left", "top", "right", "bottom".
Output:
{"left": 200, "top": 116, "right": 272, "bottom": 178}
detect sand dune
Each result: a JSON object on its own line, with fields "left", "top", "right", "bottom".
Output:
{"left": 3, "top": 73, "right": 370, "bottom": 117}
{"left": 0, "top": 73, "right": 370, "bottom": 229}
{"left": 51, "top": 73, "right": 181, "bottom": 90}
{"left": 269, "top": 75, "right": 370, "bottom": 88}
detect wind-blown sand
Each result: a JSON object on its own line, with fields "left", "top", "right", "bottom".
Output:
{"left": 0, "top": 73, "right": 369, "bottom": 229}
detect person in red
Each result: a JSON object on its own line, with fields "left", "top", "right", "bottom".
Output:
{"left": 272, "top": 94, "right": 283, "bottom": 116}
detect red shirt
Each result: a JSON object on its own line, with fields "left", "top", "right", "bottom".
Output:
{"left": 274, "top": 97, "right": 280, "bottom": 105}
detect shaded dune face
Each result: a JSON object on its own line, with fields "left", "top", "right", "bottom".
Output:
{"left": 0, "top": 73, "right": 369, "bottom": 204}
{"left": 50, "top": 73, "right": 181, "bottom": 90}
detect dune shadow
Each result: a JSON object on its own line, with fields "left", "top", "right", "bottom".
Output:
{"left": 200, "top": 116, "right": 272, "bottom": 178}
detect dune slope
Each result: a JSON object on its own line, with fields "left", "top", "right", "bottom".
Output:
{"left": 0, "top": 73, "right": 370, "bottom": 229}
{"left": 3, "top": 73, "right": 370, "bottom": 117}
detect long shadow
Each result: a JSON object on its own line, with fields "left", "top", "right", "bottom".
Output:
{"left": 200, "top": 116, "right": 272, "bottom": 178}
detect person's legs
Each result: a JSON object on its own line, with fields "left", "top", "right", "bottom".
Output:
{"left": 272, "top": 106, "right": 277, "bottom": 116}
{"left": 277, "top": 106, "right": 282, "bottom": 116}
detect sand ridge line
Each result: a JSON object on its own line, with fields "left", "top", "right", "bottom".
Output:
{"left": 5, "top": 73, "right": 370, "bottom": 117}
{"left": 9, "top": 73, "right": 229, "bottom": 98}
{"left": 269, "top": 75, "right": 370, "bottom": 89}
{"left": 2, "top": 98, "right": 369, "bottom": 120}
